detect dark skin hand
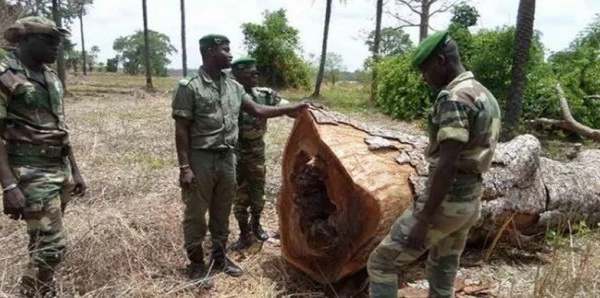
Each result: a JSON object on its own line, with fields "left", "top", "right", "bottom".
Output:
{"left": 174, "top": 118, "right": 195, "bottom": 189}
{"left": 0, "top": 122, "right": 25, "bottom": 219}
{"left": 406, "top": 139, "right": 464, "bottom": 250}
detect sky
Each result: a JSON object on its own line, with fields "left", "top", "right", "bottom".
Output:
{"left": 67, "top": 0, "right": 600, "bottom": 72}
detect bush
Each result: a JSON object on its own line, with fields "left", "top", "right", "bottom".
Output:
{"left": 375, "top": 54, "right": 434, "bottom": 120}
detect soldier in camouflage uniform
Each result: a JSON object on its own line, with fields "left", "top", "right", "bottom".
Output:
{"left": 367, "top": 31, "right": 501, "bottom": 298}
{"left": 0, "top": 17, "right": 87, "bottom": 297}
{"left": 171, "top": 34, "right": 308, "bottom": 288}
{"left": 229, "top": 57, "right": 290, "bottom": 250}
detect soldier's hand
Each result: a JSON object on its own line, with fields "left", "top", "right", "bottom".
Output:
{"left": 286, "top": 100, "right": 311, "bottom": 118}
{"left": 406, "top": 216, "right": 428, "bottom": 251}
{"left": 179, "top": 167, "right": 196, "bottom": 189}
{"left": 3, "top": 187, "right": 26, "bottom": 220}
{"left": 71, "top": 172, "right": 87, "bottom": 197}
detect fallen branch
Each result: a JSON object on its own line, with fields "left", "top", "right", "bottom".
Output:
{"left": 526, "top": 84, "right": 600, "bottom": 141}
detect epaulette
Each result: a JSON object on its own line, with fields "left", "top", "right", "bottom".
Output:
{"left": 178, "top": 76, "right": 196, "bottom": 87}
{"left": 254, "top": 87, "right": 273, "bottom": 94}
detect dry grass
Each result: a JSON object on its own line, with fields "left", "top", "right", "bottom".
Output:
{"left": 0, "top": 73, "right": 599, "bottom": 297}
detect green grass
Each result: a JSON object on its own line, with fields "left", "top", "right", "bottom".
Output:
{"left": 280, "top": 82, "right": 376, "bottom": 114}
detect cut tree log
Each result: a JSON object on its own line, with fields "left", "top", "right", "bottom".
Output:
{"left": 277, "top": 107, "right": 600, "bottom": 284}
{"left": 527, "top": 84, "right": 600, "bottom": 141}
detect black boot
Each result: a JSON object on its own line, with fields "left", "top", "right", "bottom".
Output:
{"left": 231, "top": 219, "right": 253, "bottom": 250}
{"left": 185, "top": 246, "right": 214, "bottom": 288}
{"left": 211, "top": 248, "right": 244, "bottom": 277}
{"left": 187, "top": 262, "right": 214, "bottom": 288}
{"left": 19, "top": 274, "right": 38, "bottom": 298}
{"left": 251, "top": 215, "right": 269, "bottom": 241}
{"left": 37, "top": 268, "right": 57, "bottom": 298}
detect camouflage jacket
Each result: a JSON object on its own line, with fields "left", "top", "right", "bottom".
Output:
{"left": 171, "top": 67, "right": 251, "bottom": 150}
{"left": 0, "top": 51, "right": 69, "bottom": 148}
{"left": 425, "top": 71, "right": 501, "bottom": 174}
{"left": 238, "top": 87, "right": 282, "bottom": 141}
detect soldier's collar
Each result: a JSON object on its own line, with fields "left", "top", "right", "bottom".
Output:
{"left": 4, "top": 51, "right": 52, "bottom": 76}
{"left": 445, "top": 71, "right": 474, "bottom": 90}
{"left": 198, "top": 66, "right": 227, "bottom": 84}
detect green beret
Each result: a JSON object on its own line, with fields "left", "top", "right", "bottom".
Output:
{"left": 231, "top": 56, "right": 256, "bottom": 70}
{"left": 199, "top": 34, "right": 230, "bottom": 50}
{"left": 3, "top": 16, "right": 70, "bottom": 44}
{"left": 411, "top": 30, "right": 450, "bottom": 68}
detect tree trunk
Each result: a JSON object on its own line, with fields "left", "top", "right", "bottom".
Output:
{"left": 278, "top": 108, "right": 600, "bottom": 284}
{"left": 501, "top": 0, "right": 536, "bottom": 141}
{"left": 311, "top": 0, "right": 332, "bottom": 98}
{"left": 419, "top": 0, "right": 430, "bottom": 42}
{"left": 142, "top": 0, "right": 153, "bottom": 90}
{"left": 370, "top": 0, "right": 383, "bottom": 103}
{"left": 79, "top": 11, "right": 87, "bottom": 76}
{"left": 180, "top": 0, "right": 187, "bottom": 78}
{"left": 51, "top": 0, "right": 67, "bottom": 91}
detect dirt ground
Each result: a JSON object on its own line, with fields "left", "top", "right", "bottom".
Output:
{"left": 0, "top": 73, "right": 598, "bottom": 298}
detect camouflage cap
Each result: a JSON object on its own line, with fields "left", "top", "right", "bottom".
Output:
{"left": 231, "top": 56, "right": 256, "bottom": 70}
{"left": 411, "top": 30, "right": 450, "bottom": 68}
{"left": 3, "top": 16, "right": 70, "bottom": 44}
{"left": 199, "top": 34, "right": 230, "bottom": 50}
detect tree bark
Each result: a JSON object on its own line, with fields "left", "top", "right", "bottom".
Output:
{"left": 79, "top": 11, "right": 87, "bottom": 76}
{"left": 419, "top": 0, "right": 430, "bottom": 42}
{"left": 311, "top": 0, "right": 332, "bottom": 98}
{"left": 278, "top": 108, "right": 600, "bottom": 284}
{"left": 142, "top": 0, "right": 153, "bottom": 90}
{"left": 370, "top": 0, "right": 383, "bottom": 103}
{"left": 51, "top": 0, "right": 67, "bottom": 91}
{"left": 180, "top": 0, "right": 187, "bottom": 78}
{"left": 501, "top": 0, "right": 536, "bottom": 141}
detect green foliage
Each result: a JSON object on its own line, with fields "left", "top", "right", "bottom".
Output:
{"left": 324, "top": 52, "right": 345, "bottom": 85}
{"left": 375, "top": 54, "right": 434, "bottom": 120}
{"left": 548, "top": 14, "right": 600, "bottom": 128}
{"left": 105, "top": 56, "right": 119, "bottom": 73}
{"left": 450, "top": 2, "right": 479, "bottom": 27}
{"left": 366, "top": 27, "right": 413, "bottom": 58}
{"left": 113, "top": 30, "right": 176, "bottom": 77}
{"left": 241, "top": 9, "right": 310, "bottom": 89}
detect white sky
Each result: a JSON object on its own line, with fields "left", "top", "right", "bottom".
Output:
{"left": 68, "top": 0, "right": 600, "bottom": 72}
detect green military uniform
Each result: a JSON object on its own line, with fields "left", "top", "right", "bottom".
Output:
{"left": 368, "top": 32, "right": 501, "bottom": 298}
{"left": 171, "top": 57, "right": 253, "bottom": 264}
{"left": 0, "top": 23, "right": 74, "bottom": 289}
{"left": 233, "top": 86, "right": 281, "bottom": 229}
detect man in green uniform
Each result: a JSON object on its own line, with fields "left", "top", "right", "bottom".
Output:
{"left": 0, "top": 17, "right": 87, "bottom": 297}
{"left": 367, "top": 31, "right": 501, "bottom": 298}
{"left": 171, "top": 34, "right": 308, "bottom": 288}
{"left": 229, "top": 57, "right": 289, "bottom": 250}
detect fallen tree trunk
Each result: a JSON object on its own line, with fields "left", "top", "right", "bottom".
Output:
{"left": 277, "top": 107, "right": 600, "bottom": 284}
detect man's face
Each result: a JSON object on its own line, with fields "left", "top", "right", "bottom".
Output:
{"left": 233, "top": 65, "right": 259, "bottom": 88}
{"left": 210, "top": 43, "right": 233, "bottom": 70}
{"left": 24, "top": 34, "right": 62, "bottom": 64}
{"left": 419, "top": 54, "right": 446, "bottom": 90}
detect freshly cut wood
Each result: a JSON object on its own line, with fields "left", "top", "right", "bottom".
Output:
{"left": 277, "top": 108, "right": 600, "bottom": 284}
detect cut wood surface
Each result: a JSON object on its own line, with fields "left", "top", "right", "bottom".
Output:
{"left": 278, "top": 107, "right": 600, "bottom": 284}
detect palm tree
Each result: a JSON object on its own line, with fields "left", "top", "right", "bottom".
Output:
{"left": 180, "top": 0, "right": 187, "bottom": 77}
{"left": 370, "top": 0, "right": 383, "bottom": 102}
{"left": 311, "top": 0, "right": 333, "bottom": 98}
{"left": 502, "top": 0, "right": 536, "bottom": 141}
{"left": 51, "top": 0, "right": 67, "bottom": 89}
{"left": 142, "top": 0, "right": 153, "bottom": 90}
{"left": 77, "top": 1, "right": 87, "bottom": 75}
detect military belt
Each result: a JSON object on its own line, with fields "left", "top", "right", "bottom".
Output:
{"left": 6, "top": 142, "right": 68, "bottom": 159}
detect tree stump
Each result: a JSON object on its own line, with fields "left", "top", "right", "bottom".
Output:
{"left": 277, "top": 108, "right": 600, "bottom": 284}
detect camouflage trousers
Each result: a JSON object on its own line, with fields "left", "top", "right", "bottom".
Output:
{"left": 10, "top": 161, "right": 74, "bottom": 274}
{"left": 368, "top": 175, "right": 483, "bottom": 298}
{"left": 182, "top": 149, "right": 237, "bottom": 262}
{"left": 233, "top": 138, "right": 266, "bottom": 225}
